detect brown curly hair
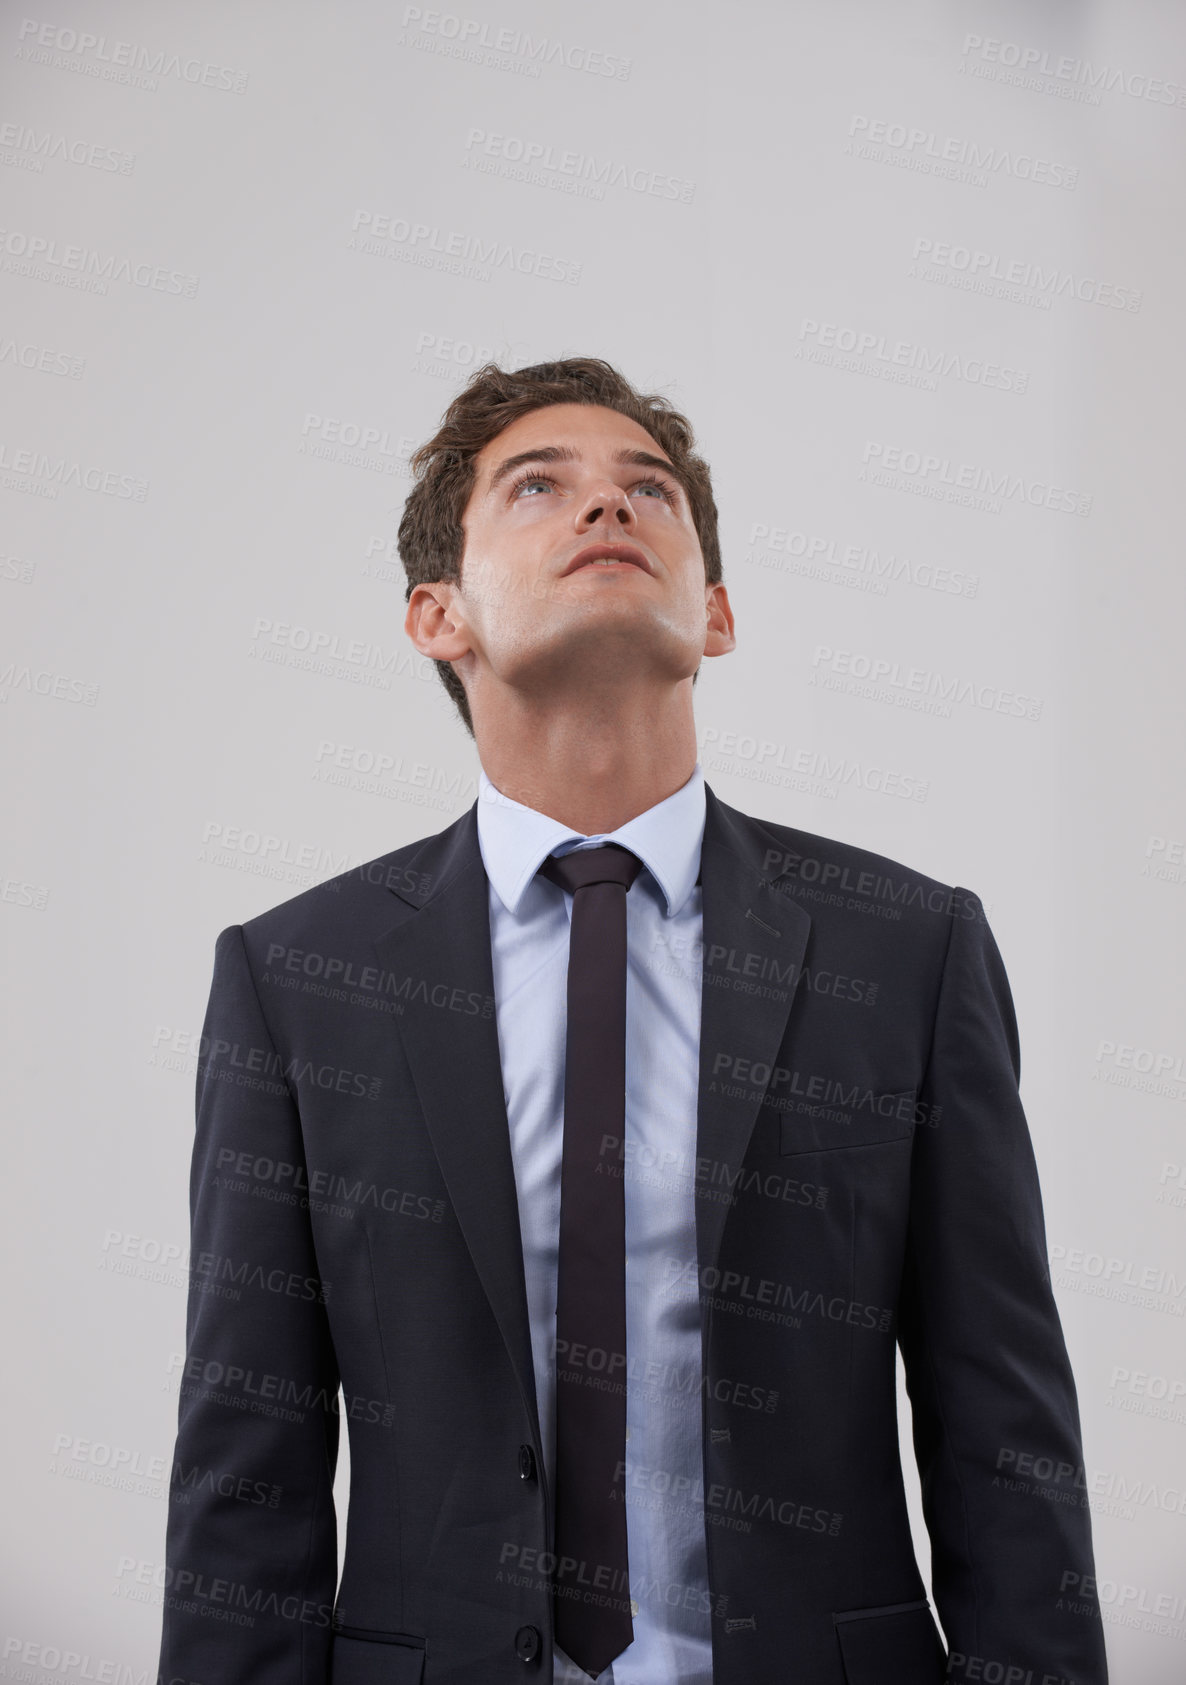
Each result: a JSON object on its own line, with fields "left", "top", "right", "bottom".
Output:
{"left": 397, "top": 355, "right": 723, "bottom": 737}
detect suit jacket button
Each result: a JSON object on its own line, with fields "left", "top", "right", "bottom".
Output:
{"left": 514, "top": 1625, "right": 541, "bottom": 1662}
{"left": 518, "top": 1444, "right": 536, "bottom": 1481}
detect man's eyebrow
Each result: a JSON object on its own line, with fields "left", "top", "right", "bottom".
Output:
{"left": 484, "top": 443, "right": 681, "bottom": 497}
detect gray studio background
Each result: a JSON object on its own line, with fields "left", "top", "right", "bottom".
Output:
{"left": 3, "top": 0, "right": 1185, "bottom": 1678}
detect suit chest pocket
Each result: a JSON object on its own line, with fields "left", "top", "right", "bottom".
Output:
{"left": 833, "top": 1599, "right": 945, "bottom": 1681}
{"left": 330, "top": 1628, "right": 426, "bottom": 1683}
{"left": 778, "top": 1088, "right": 919, "bottom": 1155}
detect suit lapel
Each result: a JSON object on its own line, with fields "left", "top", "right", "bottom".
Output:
{"left": 370, "top": 781, "right": 811, "bottom": 1451}
{"left": 695, "top": 784, "right": 812, "bottom": 1281}
{"left": 372, "top": 808, "right": 542, "bottom": 1450}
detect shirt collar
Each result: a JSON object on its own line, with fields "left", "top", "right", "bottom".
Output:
{"left": 476, "top": 760, "right": 706, "bottom": 919}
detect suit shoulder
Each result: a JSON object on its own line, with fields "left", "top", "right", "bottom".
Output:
{"left": 738, "top": 808, "right": 983, "bottom": 928}
{"left": 226, "top": 814, "right": 464, "bottom": 954}
{"left": 753, "top": 813, "right": 953, "bottom": 894}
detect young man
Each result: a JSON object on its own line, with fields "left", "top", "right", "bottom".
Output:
{"left": 158, "top": 358, "right": 1108, "bottom": 1685}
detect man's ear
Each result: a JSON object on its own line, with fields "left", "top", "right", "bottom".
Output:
{"left": 704, "top": 582, "right": 736, "bottom": 656}
{"left": 404, "top": 581, "right": 470, "bottom": 662}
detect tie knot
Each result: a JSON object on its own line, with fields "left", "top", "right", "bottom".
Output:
{"left": 537, "top": 841, "right": 644, "bottom": 898}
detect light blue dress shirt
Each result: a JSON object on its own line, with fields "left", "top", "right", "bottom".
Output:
{"left": 475, "top": 760, "right": 714, "bottom": 1685}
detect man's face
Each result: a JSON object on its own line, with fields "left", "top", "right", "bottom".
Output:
{"left": 417, "top": 402, "right": 733, "bottom": 711}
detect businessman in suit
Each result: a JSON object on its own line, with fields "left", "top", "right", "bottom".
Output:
{"left": 158, "top": 357, "right": 1108, "bottom": 1685}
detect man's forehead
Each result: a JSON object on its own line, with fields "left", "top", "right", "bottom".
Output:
{"left": 475, "top": 405, "right": 671, "bottom": 477}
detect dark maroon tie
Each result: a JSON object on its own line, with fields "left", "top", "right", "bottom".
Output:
{"left": 536, "top": 841, "right": 644, "bottom": 1679}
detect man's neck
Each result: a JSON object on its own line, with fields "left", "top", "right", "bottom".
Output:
{"left": 474, "top": 684, "right": 698, "bottom": 836}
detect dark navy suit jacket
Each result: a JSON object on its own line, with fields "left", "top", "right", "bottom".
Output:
{"left": 157, "top": 784, "right": 1109, "bottom": 1685}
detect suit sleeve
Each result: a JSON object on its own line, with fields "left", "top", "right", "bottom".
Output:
{"left": 898, "top": 889, "right": 1109, "bottom": 1683}
{"left": 157, "top": 924, "right": 340, "bottom": 1685}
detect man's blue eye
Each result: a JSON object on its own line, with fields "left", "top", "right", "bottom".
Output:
{"left": 508, "top": 470, "right": 676, "bottom": 502}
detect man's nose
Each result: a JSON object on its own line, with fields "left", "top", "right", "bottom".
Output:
{"left": 577, "top": 485, "right": 636, "bottom": 527}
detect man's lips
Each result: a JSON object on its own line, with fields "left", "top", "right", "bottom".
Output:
{"left": 561, "top": 543, "right": 652, "bottom": 576}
